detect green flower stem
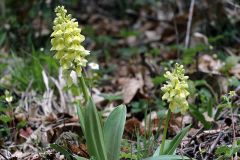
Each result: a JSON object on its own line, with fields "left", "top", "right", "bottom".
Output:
{"left": 160, "top": 109, "right": 172, "bottom": 154}
{"left": 77, "top": 75, "right": 90, "bottom": 136}
{"left": 79, "top": 75, "right": 90, "bottom": 103}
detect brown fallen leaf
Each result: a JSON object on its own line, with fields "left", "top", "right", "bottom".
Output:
{"left": 230, "top": 64, "right": 240, "bottom": 79}
{"left": 69, "top": 144, "right": 89, "bottom": 158}
{"left": 44, "top": 113, "right": 57, "bottom": 124}
{"left": 145, "top": 30, "right": 161, "bottom": 41}
{"left": 124, "top": 117, "right": 144, "bottom": 139}
{"left": 19, "top": 127, "right": 33, "bottom": 139}
{"left": 120, "top": 73, "right": 144, "bottom": 104}
{"left": 198, "top": 54, "right": 223, "bottom": 74}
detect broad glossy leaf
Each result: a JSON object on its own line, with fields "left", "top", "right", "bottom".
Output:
{"left": 103, "top": 104, "right": 126, "bottom": 160}
{"left": 163, "top": 125, "right": 191, "bottom": 155}
{"left": 189, "top": 105, "right": 211, "bottom": 129}
{"left": 76, "top": 101, "right": 86, "bottom": 134}
{"left": 153, "top": 140, "right": 173, "bottom": 157}
{"left": 143, "top": 155, "right": 190, "bottom": 160}
{"left": 84, "top": 98, "right": 108, "bottom": 160}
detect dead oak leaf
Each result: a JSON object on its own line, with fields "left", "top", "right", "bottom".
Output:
{"left": 19, "top": 127, "right": 33, "bottom": 139}
{"left": 124, "top": 117, "right": 144, "bottom": 138}
{"left": 198, "top": 54, "right": 223, "bottom": 74}
{"left": 120, "top": 73, "right": 144, "bottom": 104}
{"left": 69, "top": 144, "right": 89, "bottom": 158}
{"left": 230, "top": 64, "right": 240, "bottom": 79}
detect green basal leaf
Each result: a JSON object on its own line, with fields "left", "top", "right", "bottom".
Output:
{"left": 189, "top": 105, "right": 212, "bottom": 129}
{"left": 143, "top": 155, "right": 190, "bottom": 160}
{"left": 153, "top": 140, "right": 173, "bottom": 157}
{"left": 84, "top": 97, "right": 108, "bottom": 160}
{"left": 100, "top": 93, "right": 122, "bottom": 102}
{"left": 162, "top": 125, "right": 191, "bottom": 155}
{"left": 76, "top": 101, "right": 86, "bottom": 135}
{"left": 103, "top": 104, "right": 126, "bottom": 160}
{"left": 0, "top": 115, "right": 11, "bottom": 123}
{"left": 0, "top": 32, "right": 6, "bottom": 46}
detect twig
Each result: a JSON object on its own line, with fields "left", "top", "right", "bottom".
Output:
{"left": 186, "top": 127, "right": 204, "bottom": 147}
{"left": 204, "top": 132, "right": 223, "bottom": 160}
{"left": 227, "top": 0, "right": 240, "bottom": 9}
{"left": 231, "top": 107, "right": 237, "bottom": 160}
{"left": 185, "top": 0, "right": 195, "bottom": 48}
{"left": 0, "top": 150, "right": 8, "bottom": 160}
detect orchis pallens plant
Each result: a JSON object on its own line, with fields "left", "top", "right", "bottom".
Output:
{"left": 142, "top": 64, "right": 191, "bottom": 160}
{"left": 160, "top": 63, "right": 190, "bottom": 155}
{"left": 50, "top": 6, "right": 126, "bottom": 160}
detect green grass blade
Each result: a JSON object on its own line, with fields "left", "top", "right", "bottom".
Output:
{"left": 74, "top": 155, "right": 89, "bottom": 160}
{"left": 50, "top": 143, "right": 75, "bottom": 160}
{"left": 76, "top": 101, "right": 86, "bottom": 135}
{"left": 189, "top": 105, "right": 211, "bottom": 129}
{"left": 103, "top": 104, "right": 126, "bottom": 160}
{"left": 84, "top": 98, "right": 108, "bottom": 160}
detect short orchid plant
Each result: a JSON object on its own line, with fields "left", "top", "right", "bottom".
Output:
{"left": 143, "top": 64, "right": 191, "bottom": 160}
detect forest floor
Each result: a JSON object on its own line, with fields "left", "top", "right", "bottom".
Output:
{"left": 0, "top": 1, "right": 240, "bottom": 160}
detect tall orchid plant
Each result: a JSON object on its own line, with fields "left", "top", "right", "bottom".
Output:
{"left": 50, "top": 6, "right": 126, "bottom": 160}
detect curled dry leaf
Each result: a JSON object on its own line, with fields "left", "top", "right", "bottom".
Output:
{"left": 69, "top": 144, "right": 89, "bottom": 158}
{"left": 19, "top": 127, "right": 33, "bottom": 139}
{"left": 14, "top": 109, "right": 27, "bottom": 122}
{"left": 145, "top": 30, "right": 161, "bottom": 42}
{"left": 0, "top": 149, "right": 11, "bottom": 159}
{"left": 125, "top": 117, "right": 144, "bottom": 138}
{"left": 198, "top": 54, "right": 223, "bottom": 74}
{"left": 11, "top": 151, "right": 24, "bottom": 159}
{"left": 230, "top": 64, "right": 240, "bottom": 79}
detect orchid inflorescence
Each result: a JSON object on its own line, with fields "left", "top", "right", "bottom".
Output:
{"left": 161, "top": 63, "right": 189, "bottom": 114}
{"left": 51, "top": 6, "right": 90, "bottom": 85}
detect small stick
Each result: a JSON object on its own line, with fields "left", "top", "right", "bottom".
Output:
{"left": 186, "top": 127, "right": 204, "bottom": 147}
{"left": 204, "top": 132, "right": 223, "bottom": 160}
{"left": 185, "top": 0, "right": 195, "bottom": 48}
{"left": 231, "top": 107, "right": 237, "bottom": 160}
{"left": 0, "top": 151, "right": 8, "bottom": 160}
